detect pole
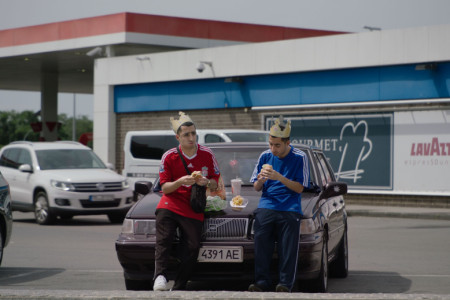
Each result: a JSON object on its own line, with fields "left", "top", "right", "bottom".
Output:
{"left": 72, "top": 94, "right": 76, "bottom": 141}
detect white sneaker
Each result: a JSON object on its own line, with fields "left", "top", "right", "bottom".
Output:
{"left": 153, "top": 275, "right": 168, "bottom": 291}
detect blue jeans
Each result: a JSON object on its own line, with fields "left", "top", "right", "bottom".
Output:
{"left": 253, "top": 208, "right": 301, "bottom": 291}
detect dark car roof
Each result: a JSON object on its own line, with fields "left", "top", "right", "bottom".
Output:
{"left": 204, "top": 142, "right": 312, "bottom": 151}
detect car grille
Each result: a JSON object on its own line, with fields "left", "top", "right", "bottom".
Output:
{"left": 72, "top": 182, "right": 123, "bottom": 192}
{"left": 202, "top": 218, "right": 249, "bottom": 240}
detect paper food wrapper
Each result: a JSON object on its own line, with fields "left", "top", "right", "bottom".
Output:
{"left": 206, "top": 175, "right": 226, "bottom": 200}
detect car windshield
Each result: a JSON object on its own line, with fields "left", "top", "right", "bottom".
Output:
{"left": 36, "top": 149, "right": 107, "bottom": 170}
{"left": 212, "top": 147, "right": 263, "bottom": 186}
{"left": 224, "top": 132, "right": 269, "bottom": 142}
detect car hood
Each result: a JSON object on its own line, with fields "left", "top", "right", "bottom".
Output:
{"left": 40, "top": 169, "right": 126, "bottom": 182}
{"left": 127, "top": 185, "right": 320, "bottom": 219}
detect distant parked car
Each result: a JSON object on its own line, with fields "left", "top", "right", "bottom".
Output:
{"left": 116, "top": 142, "right": 348, "bottom": 292}
{"left": 0, "top": 170, "right": 13, "bottom": 266}
{"left": 0, "top": 141, "right": 134, "bottom": 225}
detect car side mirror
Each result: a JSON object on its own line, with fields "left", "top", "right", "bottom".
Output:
{"left": 319, "top": 182, "right": 347, "bottom": 200}
{"left": 106, "top": 163, "right": 115, "bottom": 170}
{"left": 134, "top": 181, "right": 153, "bottom": 196}
{"left": 304, "top": 181, "right": 321, "bottom": 193}
{"left": 18, "top": 164, "right": 33, "bottom": 173}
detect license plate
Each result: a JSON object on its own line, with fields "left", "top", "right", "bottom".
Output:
{"left": 197, "top": 246, "right": 243, "bottom": 263}
{"left": 89, "top": 195, "right": 114, "bottom": 201}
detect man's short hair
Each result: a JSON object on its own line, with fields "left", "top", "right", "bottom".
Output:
{"left": 177, "top": 121, "right": 195, "bottom": 135}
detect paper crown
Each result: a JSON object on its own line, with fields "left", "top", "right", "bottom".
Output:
{"left": 269, "top": 116, "right": 291, "bottom": 138}
{"left": 170, "top": 111, "right": 194, "bottom": 133}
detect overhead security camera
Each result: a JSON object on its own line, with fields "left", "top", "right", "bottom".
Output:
{"left": 196, "top": 61, "right": 212, "bottom": 73}
{"left": 196, "top": 62, "right": 205, "bottom": 73}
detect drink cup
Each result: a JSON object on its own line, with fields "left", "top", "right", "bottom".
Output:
{"left": 231, "top": 179, "right": 242, "bottom": 197}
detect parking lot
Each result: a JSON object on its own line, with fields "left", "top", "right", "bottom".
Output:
{"left": 1, "top": 209, "right": 449, "bottom": 299}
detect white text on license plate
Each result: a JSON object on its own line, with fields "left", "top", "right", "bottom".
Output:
{"left": 89, "top": 195, "right": 114, "bottom": 201}
{"left": 197, "top": 246, "right": 243, "bottom": 263}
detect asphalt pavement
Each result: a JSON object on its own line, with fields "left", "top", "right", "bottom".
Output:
{"left": 1, "top": 203, "right": 449, "bottom": 300}
{"left": 346, "top": 203, "right": 450, "bottom": 221}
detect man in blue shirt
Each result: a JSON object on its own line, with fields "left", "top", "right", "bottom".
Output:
{"left": 249, "top": 116, "right": 310, "bottom": 293}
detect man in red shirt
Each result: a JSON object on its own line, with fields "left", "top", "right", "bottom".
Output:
{"left": 153, "top": 112, "right": 220, "bottom": 291}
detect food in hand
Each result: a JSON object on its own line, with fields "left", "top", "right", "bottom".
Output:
{"left": 191, "top": 171, "right": 202, "bottom": 179}
{"left": 232, "top": 195, "right": 244, "bottom": 206}
{"left": 262, "top": 164, "right": 273, "bottom": 170}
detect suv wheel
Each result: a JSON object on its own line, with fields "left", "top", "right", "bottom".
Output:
{"left": 108, "top": 213, "right": 125, "bottom": 224}
{"left": 34, "top": 191, "right": 55, "bottom": 225}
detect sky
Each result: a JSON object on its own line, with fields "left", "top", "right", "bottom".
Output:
{"left": 1, "top": 0, "right": 450, "bottom": 119}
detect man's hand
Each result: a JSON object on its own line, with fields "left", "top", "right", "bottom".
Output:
{"left": 255, "top": 168, "right": 304, "bottom": 194}
{"left": 180, "top": 175, "right": 196, "bottom": 186}
{"left": 196, "top": 176, "right": 209, "bottom": 187}
{"left": 162, "top": 175, "right": 195, "bottom": 194}
{"left": 259, "top": 168, "right": 280, "bottom": 181}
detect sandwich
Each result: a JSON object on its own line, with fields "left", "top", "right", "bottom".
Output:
{"left": 262, "top": 164, "right": 273, "bottom": 170}
{"left": 191, "top": 171, "right": 203, "bottom": 179}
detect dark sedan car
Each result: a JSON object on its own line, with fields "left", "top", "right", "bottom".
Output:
{"left": 115, "top": 142, "right": 348, "bottom": 292}
{"left": 0, "top": 171, "right": 13, "bottom": 266}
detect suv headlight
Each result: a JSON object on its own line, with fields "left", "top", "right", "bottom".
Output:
{"left": 122, "top": 180, "right": 130, "bottom": 189}
{"left": 51, "top": 180, "right": 75, "bottom": 191}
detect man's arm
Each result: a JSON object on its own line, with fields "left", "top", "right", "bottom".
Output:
{"left": 253, "top": 173, "right": 267, "bottom": 192}
{"left": 259, "top": 168, "right": 304, "bottom": 193}
{"left": 161, "top": 175, "right": 195, "bottom": 194}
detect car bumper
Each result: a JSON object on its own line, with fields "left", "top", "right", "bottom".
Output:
{"left": 115, "top": 233, "right": 323, "bottom": 282}
{"left": 48, "top": 189, "right": 134, "bottom": 214}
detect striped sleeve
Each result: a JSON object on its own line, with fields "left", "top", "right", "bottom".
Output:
{"left": 293, "top": 148, "right": 310, "bottom": 187}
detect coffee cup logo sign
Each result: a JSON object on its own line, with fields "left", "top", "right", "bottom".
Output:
{"left": 336, "top": 120, "right": 373, "bottom": 183}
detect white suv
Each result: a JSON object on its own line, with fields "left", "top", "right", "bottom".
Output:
{"left": 0, "top": 141, "right": 133, "bottom": 225}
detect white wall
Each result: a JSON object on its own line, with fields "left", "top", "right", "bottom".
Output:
{"left": 93, "top": 23, "right": 450, "bottom": 166}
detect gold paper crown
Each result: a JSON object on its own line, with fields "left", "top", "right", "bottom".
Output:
{"left": 170, "top": 111, "right": 194, "bottom": 133}
{"left": 269, "top": 116, "right": 291, "bottom": 138}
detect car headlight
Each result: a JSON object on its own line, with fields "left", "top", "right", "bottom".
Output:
{"left": 300, "top": 218, "right": 317, "bottom": 234}
{"left": 121, "top": 219, "right": 134, "bottom": 234}
{"left": 121, "top": 219, "right": 156, "bottom": 235}
{"left": 134, "top": 219, "right": 157, "bottom": 235}
{"left": 122, "top": 180, "right": 130, "bottom": 189}
{"left": 51, "top": 180, "right": 75, "bottom": 191}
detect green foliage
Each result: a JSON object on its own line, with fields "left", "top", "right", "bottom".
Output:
{"left": 0, "top": 110, "right": 93, "bottom": 148}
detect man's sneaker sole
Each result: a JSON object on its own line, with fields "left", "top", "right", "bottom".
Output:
{"left": 276, "top": 284, "right": 290, "bottom": 292}
{"left": 248, "top": 283, "right": 265, "bottom": 292}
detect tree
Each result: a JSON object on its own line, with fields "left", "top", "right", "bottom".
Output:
{"left": 58, "top": 114, "right": 93, "bottom": 147}
{"left": 0, "top": 110, "right": 92, "bottom": 148}
{"left": 0, "top": 110, "right": 40, "bottom": 147}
